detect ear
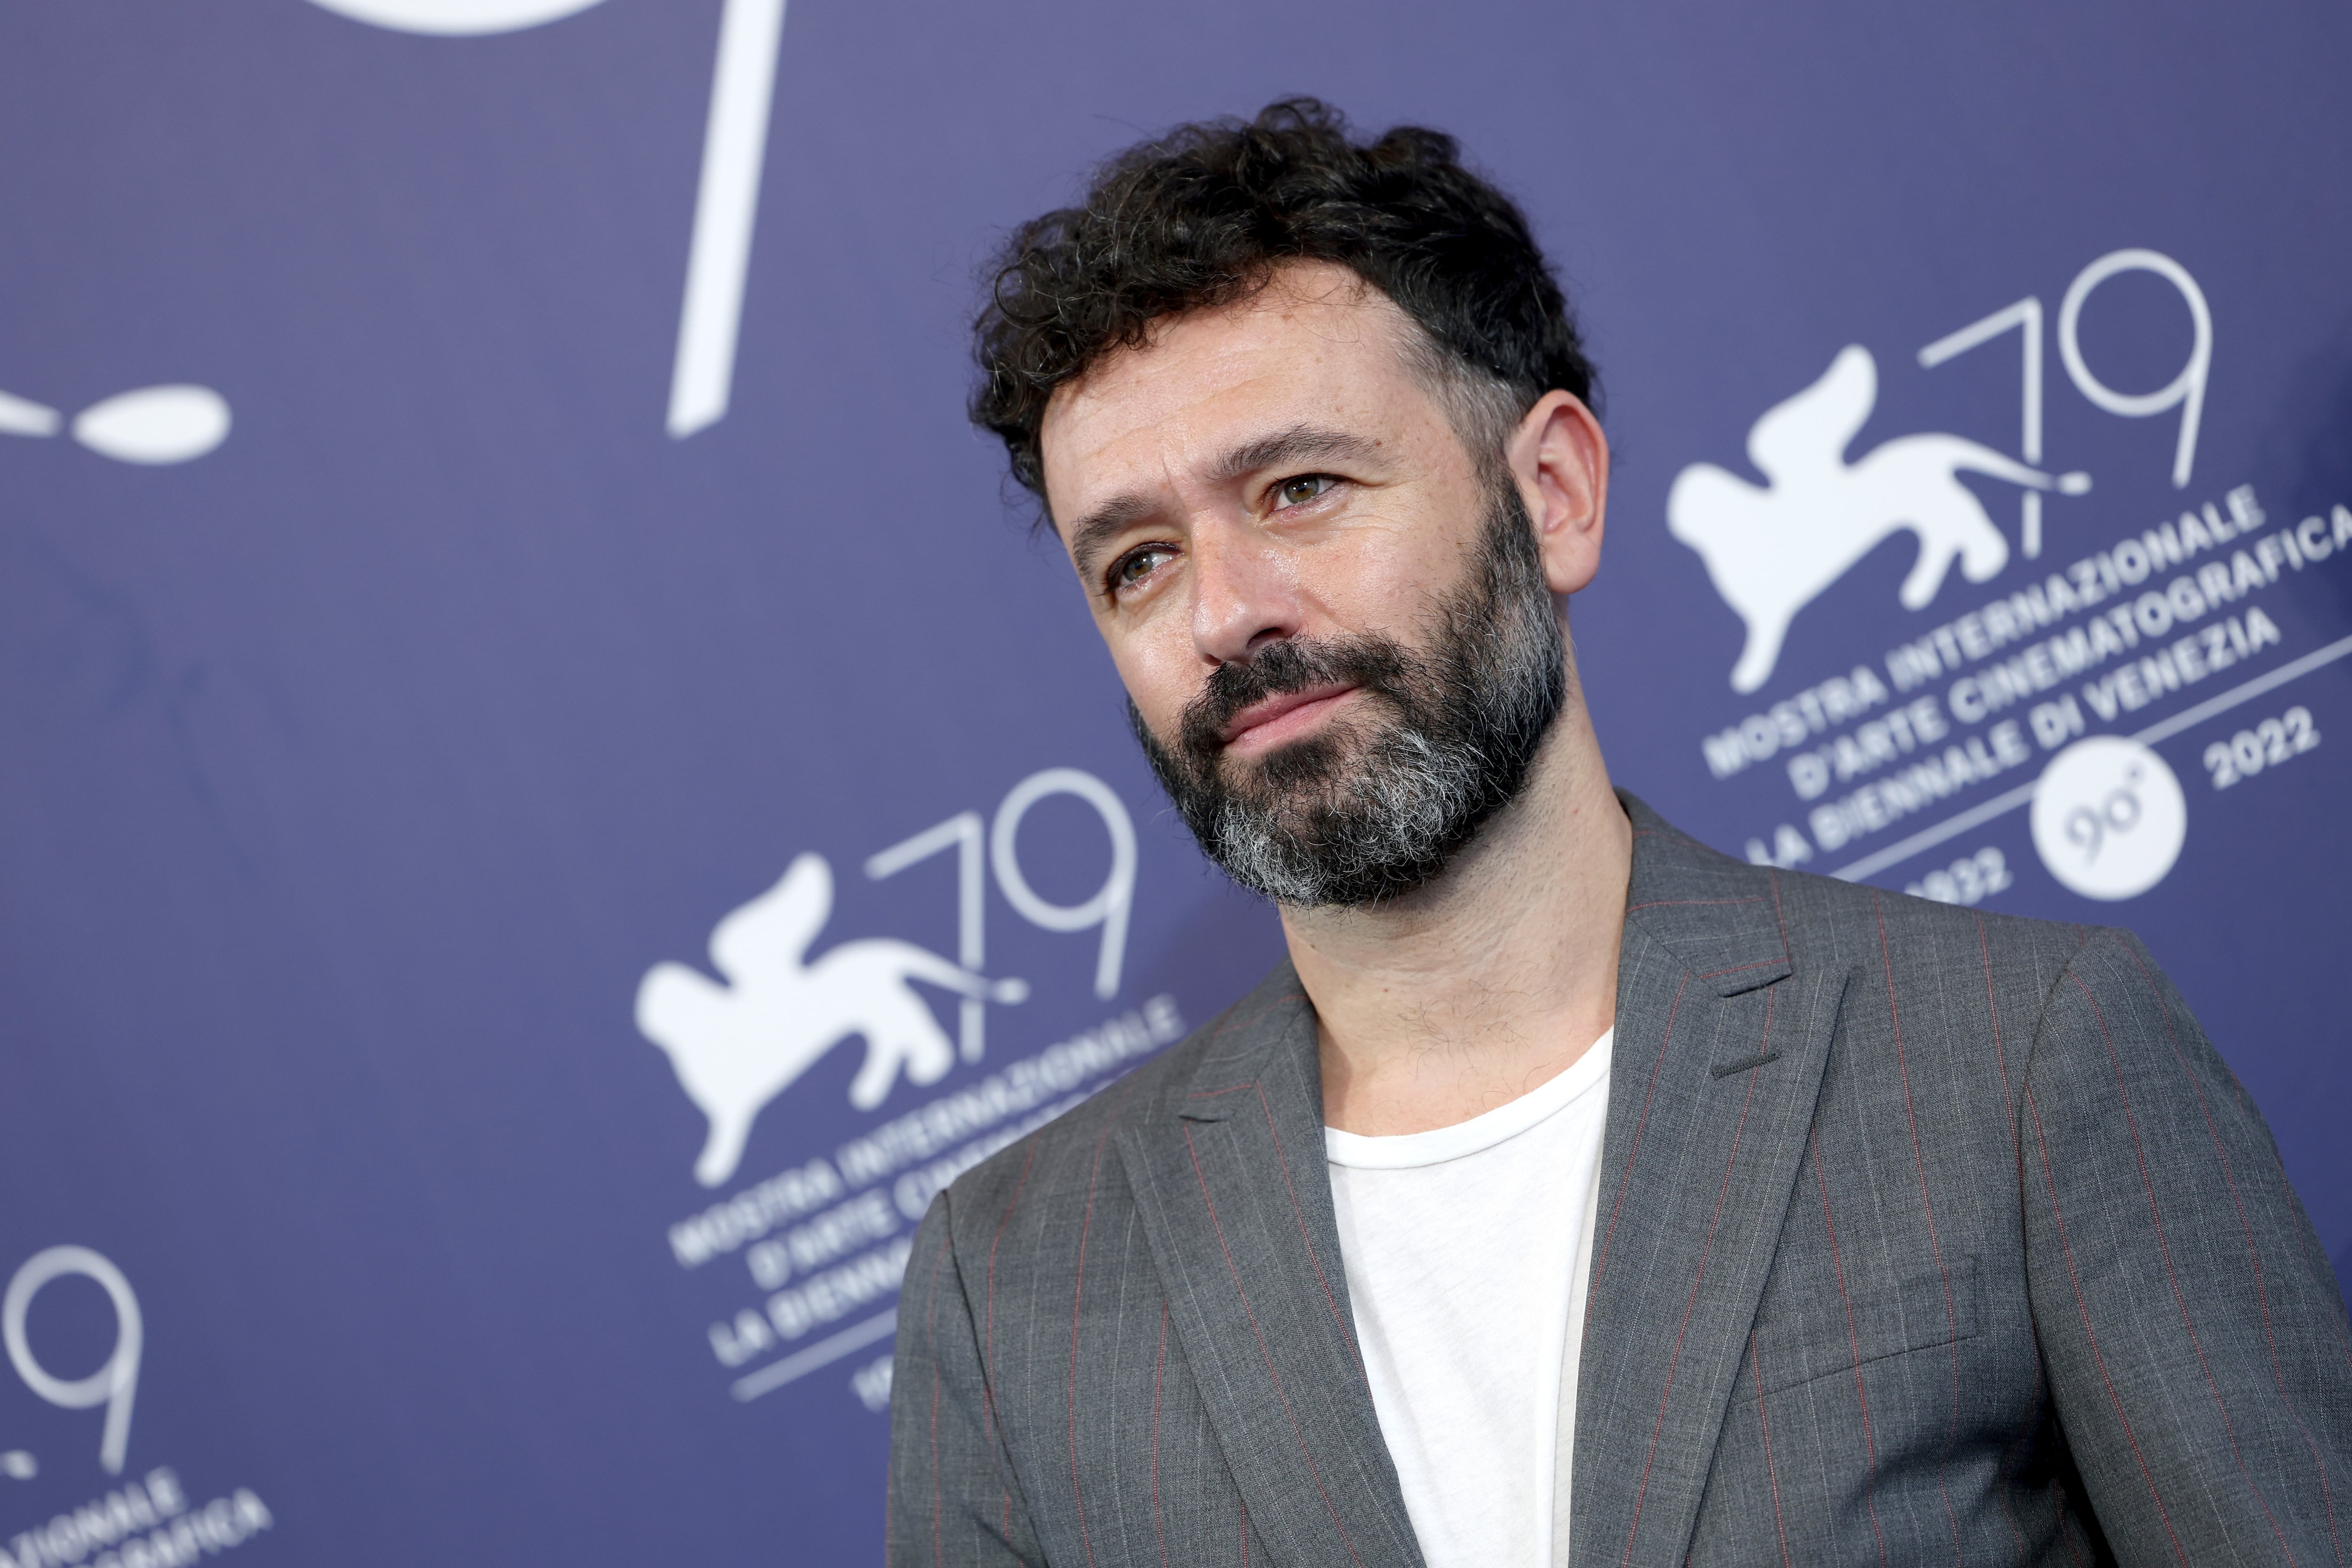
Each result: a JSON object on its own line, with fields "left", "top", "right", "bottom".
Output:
{"left": 1507, "top": 390, "right": 1608, "bottom": 596}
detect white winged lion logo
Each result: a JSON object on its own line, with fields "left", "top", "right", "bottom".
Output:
{"left": 637, "top": 854, "right": 1028, "bottom": 1187}
{"left": 1668, "top": 345, "right": 2089, "bottom": 693}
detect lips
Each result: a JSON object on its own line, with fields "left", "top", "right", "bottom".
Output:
{"left": 1219, "top": 682, "right": 1359, "bottom": 751}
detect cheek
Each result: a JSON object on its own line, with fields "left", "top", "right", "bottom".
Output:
{"left": 1108, "top": 619, "right": 1204, "bottom": 729}
{"left": 1311, "top": 518, "right": 1457, "bottom": 631}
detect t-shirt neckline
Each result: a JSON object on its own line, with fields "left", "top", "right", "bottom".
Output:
{"left": 1324, "top": 1028, "right": 1613, "bottom": 1170}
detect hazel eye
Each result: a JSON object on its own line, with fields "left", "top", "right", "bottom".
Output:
{"left": 1112, "top": 545, "right": 1175, "bottom": 594}
{"left": 1275, "top": 474, "right": 1337, "bottom": 509}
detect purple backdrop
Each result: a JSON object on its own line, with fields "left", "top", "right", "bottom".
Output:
{"left": 1, "top": 2, "right": 2346, "bottom": 1561}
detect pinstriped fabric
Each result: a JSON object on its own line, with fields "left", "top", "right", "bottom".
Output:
{"left": 1681, "top": 849, "right": 2350, "bottom": 1568}
{"left": 1810, "top": 1138, "right": 1890, "bottom": 1566}
{"left": 889, "top": 793, "right": 2352, "bottom": 1566}
{"left": 1177, "top": 1115, "right": 1365, "bottom": 1564}
{"left": 2118, "top": 939, "right": 2346, "bottom": 1564}
{"left": 887, "top": 965, "right": 1318, "bottom": 1567}
{"left": 1613, "top": 1011, "right": 1773, "bottom": 1566}
{"left": 2020, "top": 929, "right": 2351, "bottom": 1566}
{"left": 2026, "top": 1032, "right": 2192, "bottom": 1564}
{"left": 1976, "top": 910, "right": 2057, "bottom": 1566}
{"left": 1688, "top": 870, "right": 2101, "bottom": 1567}
{"left": 1067, "top": 1108, "right": 1120, "bottom": 1567}
{"left": 1569, "top": 879, "right": 1846, "bottom": 1567}
{"left": 2065, "top": 966, "right": 2301, "bottom": 1561}
{"left": 1748, "top": 1328, "right": 1796, "bottom": 1568}
{"left": 1869, "top": 889, "right": 1966, "bottom": 1561}
{"left": 985, "top": 1144, "right": 1039, "bottom": 1547}
{"left": 1587, "top": 972, "right": 1691, "bottom": 1305}
{"left": 1128, "top": 988, "right": 1418, "bottom": 1568}
{"left": 1149, "top": 1302, "right": 1170, "bottom": 1568}
{"left": 893, "top": 1178, "right": 1045, "bottom": 1566}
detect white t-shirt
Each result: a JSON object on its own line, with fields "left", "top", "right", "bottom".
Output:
{"left": 1324, "top": 1031, "right": 1612, "bottom": 1568}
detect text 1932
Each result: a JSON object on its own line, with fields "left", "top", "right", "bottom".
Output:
{"left": 1905, "top": 846, "right": 2015, "bottom": 907}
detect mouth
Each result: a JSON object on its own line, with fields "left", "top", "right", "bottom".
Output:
{"left": 1219, "top": 682, "right": 1361, "bottom": 756}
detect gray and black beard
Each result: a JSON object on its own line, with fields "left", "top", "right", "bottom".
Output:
{"left": 1130, "top": 483, "right": 1568, "bottom": 907}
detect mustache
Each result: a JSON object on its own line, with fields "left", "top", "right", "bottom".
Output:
{"left": 1176, "top": 635, "right": 1409, "bottom": 764}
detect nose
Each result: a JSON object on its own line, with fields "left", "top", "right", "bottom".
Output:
{"left": 1188, "top": 518, "right": 1302, "bottom": 666}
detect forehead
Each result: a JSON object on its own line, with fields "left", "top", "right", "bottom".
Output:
{"left": 1038, "top": 262, "right": 1438, "bottom": 521}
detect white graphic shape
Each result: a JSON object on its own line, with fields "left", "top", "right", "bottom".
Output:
{"left": 0, "top": 389, "right": 62, "bottom": 438}
{"left": 309, "top": 0, "right": 786, "bottom": 436}
{"left": 667, "top": 0, "right": 788, "bottom": 438}
{"left": 2058, "top": 248, "right": 2210, "bottom": 490}
{"left": 637, "top": 853, "right": 1027, "bottom": 1187}
{"left": 1920, "top": 295, "right": 2048, "bottom": 558}
{"left": 991, "top": 768, "right": 1136, "bottom": 1002}
{"left": 1669, "top": 345, "right": 2089, "bottom": 693}
{"left": 303, "top": 0, "right": 607, "bottom": 34}
{"left": 69, "top": 385, "right": 231, "bottom": 465}
{"left": 4, "top": 1248, "right": 142, "bottom": 1475}
{"left": 866, "top": 811, "right": 989, "bottom": 1063}
{"left": 2031, "top": 736, "right": 2186, "bottom": 900}
{"left": 0, "top": 1451, "right": 35, "bottom": 1480}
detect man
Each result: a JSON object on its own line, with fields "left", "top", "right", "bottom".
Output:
{"left": 887, "top": 100, "right": 2350, "bottom": 1566}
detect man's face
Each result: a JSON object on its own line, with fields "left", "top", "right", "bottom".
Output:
{"left": 1037, "top": 261, "right": 1573, "bottom": 906}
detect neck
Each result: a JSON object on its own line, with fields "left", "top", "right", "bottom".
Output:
{"left": 1280, "top": 693, "right": 1630, "bottom": 1136}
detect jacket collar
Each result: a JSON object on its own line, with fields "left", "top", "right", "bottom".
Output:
{"left": 1618, "top": 792, "right": 1794, "bottom": 999}
{"left": 1120, "top": 794, "right": 1846, "bottom": 1567}
{"left": 1569, "top": 794, "right": 1847, "bottom": 1565}
{"left": 1118, "top": 964, "right": 1427, "bottom": 1568}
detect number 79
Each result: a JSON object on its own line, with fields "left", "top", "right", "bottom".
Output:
{"left": 1920, "top": 248, "right": 2212, "bottom": 558}
{"left": 865, "top": 769, "right": 1138, "bottom": 1063}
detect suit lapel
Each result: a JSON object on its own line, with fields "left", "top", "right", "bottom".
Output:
{"left": 1117, "top": 797, "right": 1841, "bottom": 1568}
{"left": 1118, "top": 966, "right": 1425, "bottom": 1568}
{"left": 1568, "top": 797, "right": 1850, "bottom": 1567}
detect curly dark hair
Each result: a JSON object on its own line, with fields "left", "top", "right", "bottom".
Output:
{"left": 971, "top": 97, "right": 1598, "bottom": 506}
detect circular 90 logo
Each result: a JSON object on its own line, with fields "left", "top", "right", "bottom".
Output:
{"left": 2030, "top": 736, "right": 2188, "bottom": 901}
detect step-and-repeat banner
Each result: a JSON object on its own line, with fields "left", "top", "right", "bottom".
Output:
{"left": 3, "top": 2, "right": 2346, "bottom": 1561}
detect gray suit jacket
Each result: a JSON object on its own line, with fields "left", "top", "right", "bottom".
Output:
{"left": 887, "top": 794, "right": 2352, "bottom": 1565}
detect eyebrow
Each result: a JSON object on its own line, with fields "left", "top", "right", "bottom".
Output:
{"left": 1063, "top": 423, "right": 1383, "bottom": 581}
{"left": 1065, "top": 494, "right": 1156, "bottom": 582}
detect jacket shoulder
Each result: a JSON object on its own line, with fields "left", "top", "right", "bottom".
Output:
{"left": 931, "top": 973, "right": 1285, "bottom": 1243}
{"left": 1625, "top": 792, "right": 2114, "bottom": 1014}
{"left": 1765, "top": 856, "right": 2090, "bottom": 967}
